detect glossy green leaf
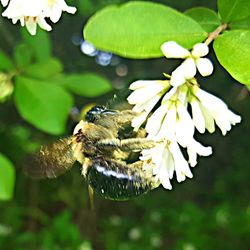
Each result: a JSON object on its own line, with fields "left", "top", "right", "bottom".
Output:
{"left": 213, "top": 30, "right": 250, "bottom": 85}
{"left": 84, "top": 1, "right": 207, "bottom": 59}
{"left": 24, "top": 58, "right": 63, "bottom": 80}
{"left": 218, "top": 0, "right": 250, "bottom": 22}
{"left": 22, "top": 28, "right": 52, "bottom": 62}
{"left": 61, "top": 73, "right": 112, "bottom": 97}
{"left": 0, "top": 51, "right": 14, "bottom": 71}
{"left": 14, "top": 76, "right": 73, "bottom": 135}
{"left": 14, "top": 43, "right": 33, "bottom": 68}
{"left": 185, "top": 7, "right": 221, "bottom": 33}
{"left": 230, "top": 16, "right": 250, "bottom": 29}
{"left": 0, "top": 153, "right": 15, "bottom": 201}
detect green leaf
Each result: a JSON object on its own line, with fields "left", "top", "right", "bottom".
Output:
{"left": 218, "top": 0, "right": 250, "bottom": 22}
{"left": 213, "top": 30, "right": 250, "bottom": 85}
{"left": 0, "top": 51, "right": 14, "bottom": 71}
{"left": 24, "top": 58, "right": 63, "bottom": 80}
{"left": 0, "top": 153, "right": 15, "bottom": 201}
{"left": 14, "top": 76, "right": 73, "bottom": 135}
{"left": 22, "top": 28, "right": 52, "bottom": 62}
{"left": 84, "top": 1, "right": 207, "bottom": 59}
{"left": 61, "top": 73, "right": 112, "bottom": 97}
{"left": 77, "top": 0, "right": 95, "bottom": 16}
{"left": 14, "top": 43, "right": 33, "bottom": 68}
{"left": 185, "top": 7, "right": 221, "bottom": 33}
{"left": 230, "top": 16, "right": 250, "bottom": 29}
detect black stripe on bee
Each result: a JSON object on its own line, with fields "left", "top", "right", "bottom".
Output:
{"left": 86, "top": 157, "right": 156, "bottom": 201}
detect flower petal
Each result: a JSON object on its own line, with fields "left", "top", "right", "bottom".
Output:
{"left": 194, "top": 87, "right": 227, "bottom": 112}
{"left": 132, "top": 91, "right": 163, "bottom": 114}
{"left": 127, "top": 86, "right": 161, "bottom": 105}
{"left": 170, "top": 71, "right": 186, "bottom": 87}
{"left": 198, "top": 102, "right": 215, "bottom": 133}
{"left": 162, "top": 86, "right": 178, "bottom": 103}
{"left": 169, "top": 140, "right": 193, "bottom": 182}
{"left": 187, "top": 139, "right": 212, "bottom": 167}
{"left": 191, "top": 43, "right": 209, "bottom": 57}
{"left": 161, "top": 41, "right": 190, "bottom": 58}
{"left": 228, "top": 110, "right": 241, "bottom": 125}
{"left": 155, "top": 104, "right": 176, "bottom": 140}
{"left": 190, "top": 98, "right": 206, "bottom": 133}
{"left": 180, "top": 58, "right": 197, "bottom": 79}
{"left": 1, "top": 0, "right": 9, "bottom": 7}
{"left": 196, "top": 58, "right": 213, "bottom": 76}
{"left": 127, "top": 81, "right": 167, "bottom": 105}
{"left": 37, "top": 16, "right": 52, "bottom": 31}
{"left": 129, "top": 80, "right": 169, "bottom": 91}
{"left": 159, "top": 168, "right": 172, "bottom": 189}
{"left": 25, "top": 17, "right": 37, "bottom": 35}
{"left": 131, "top": 111, "right": 148, "bottom": 131}
{"left": 175, "top": 101, "right": 195, "bottom": 147}
{"left": 145, "top": 103, "right": 168, "bottom": 136}
{"left": 194, "top": 87, "right": 241, "bottom": 135}
{"left": 48, "top": 7, "right": 62, "bottom": 23}
{"left": 129, "top": 80, "right": 154, "bottom": 90}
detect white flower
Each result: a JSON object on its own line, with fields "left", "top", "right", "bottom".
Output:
{"left": 127, "top": 57, "right": 241, "bottom": 190}
{"left": 127, "top": 80, "right": 170, "bottom": 131}
{"left": 186, "top": 138, "right": 212, "bottom": 167}
{"left": 43, "top": 0, "right": 77, "bottom": 23}
{"left": 0, "top": 0, "right": 9, "bottom": 7}
{"left": 139, "top": 84, "right": 212, "bottom": 188}
{"left": 190, "top": 86, "right": 241, "bottom": 135}
{"left": 161, "top": 41, "right": 213, "bottom": 87}
{"left": 141, "top": 140, "right": 194, "bottom": 190}
{"left": 1, "top": 0, "right": 77, "bottom": 35}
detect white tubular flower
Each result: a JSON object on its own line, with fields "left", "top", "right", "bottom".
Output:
{"left": 186, "top": 138, "right": 212, "bottom": 167}
{"left": 141, "top": 83, "right": 212, "bottom": 188}
{"left": 175, "top": 100, "right": 195, "bottom": 148}
{"left": 141, "top": 143, "right": 174, "bottom": 189}
{"left": 161, "top": 41, "right": 213, "bottom": 87}
{"left": 141, "top": 139, "right": 194, "bottom": 190}
{"left": 127, "top": 80, "right": 170, "bottom": 131}
{"left": 191, "top": 86, "right": 241, "bottom": 135}
{"left": 43, "top": 0, "right": 77, "bottom": 23}
{"left": 0, "top": 0, "right": 9, "bottom": 7}
{"left": 1, "top": 0, "right": 76, "bottom": 35}
{"left": 127, "top": 68, "right": 241, "bottom": 190}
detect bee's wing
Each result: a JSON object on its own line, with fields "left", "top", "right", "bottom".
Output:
{"left": 25, "top": 137, "right": 77, "bottom": 179}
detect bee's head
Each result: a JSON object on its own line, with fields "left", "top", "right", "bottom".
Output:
{"left": 85, "top": 105, "right": 106, "bottom": 123}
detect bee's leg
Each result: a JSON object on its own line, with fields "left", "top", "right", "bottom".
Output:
{"left": 97, "top": 138, "right": 159, "bottom": 151}
{"left": 120, "top": 138, "right": 158, "bottom": 151}
{"left": 81, "top": 157, "right": 93, "bottom": 177}
{"left": 88, "top": 185, "right": 95, "bottom": 210}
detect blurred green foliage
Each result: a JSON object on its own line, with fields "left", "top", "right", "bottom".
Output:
{"left": 0, "top": 0, "right": 250, "bottom": 250}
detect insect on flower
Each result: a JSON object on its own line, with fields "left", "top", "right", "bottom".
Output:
{"left": 25, "top": 106, "right": 160, "bottom": 201}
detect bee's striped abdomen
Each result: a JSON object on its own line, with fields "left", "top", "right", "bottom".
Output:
{"left": 86, "top": 158, "right": 157, "bottom": 201}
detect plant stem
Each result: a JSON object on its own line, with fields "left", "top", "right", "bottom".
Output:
{"left": 204, "top": 23, "right": 228, "bottom": 45}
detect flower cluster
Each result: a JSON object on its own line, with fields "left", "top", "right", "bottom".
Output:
{"left": 161, "top": 41, "right": 214, "bottom": 87}
{"left": 1, "top": 0, "right": 77, "bottom": 35}
{"left": 127, "top": 41, "right": 241, "bottom": 190}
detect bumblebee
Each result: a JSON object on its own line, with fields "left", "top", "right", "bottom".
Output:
{"left": 27, "top": 106, "right": 160, "bottom": 201}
